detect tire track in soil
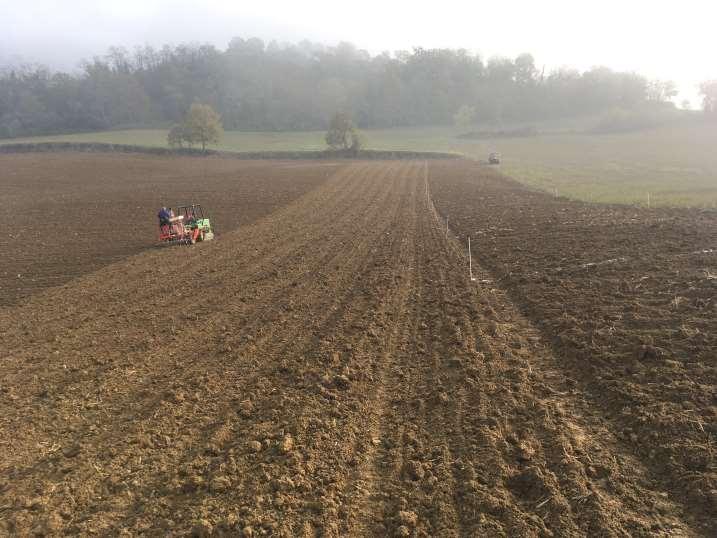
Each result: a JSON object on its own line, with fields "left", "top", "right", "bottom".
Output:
{"left": 108, "top": 162, "right": 422, "bottom": 535}
{"left": 426, "top": 159, "right": 716, "bottom": 531}
{"left": 1, "top": 154, "right": 339, "bottom": 306}
{"left": 0, "top": 162, "right": 382, "bottom": 452}
{"left": 3, "top": 162, "right": 374, "bottom": 490}
{"left": 343, "top": 168, "right": 468, "bottom": 537}
{"left": 339, "top": 163, "right": 701, "bottom": 536}
{"left": 420, "top": 165, "right": 703, "bottom": 536}
{"left": 0, "top": 161, "right": 425, "bottom": 535}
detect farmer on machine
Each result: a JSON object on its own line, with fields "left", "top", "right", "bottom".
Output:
{"left": 158, "top": 207, "right": 172, "bottom": 226}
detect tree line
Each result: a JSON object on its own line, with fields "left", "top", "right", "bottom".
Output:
{"left": 0, "top": 37, "right": 713, "bottom": 139}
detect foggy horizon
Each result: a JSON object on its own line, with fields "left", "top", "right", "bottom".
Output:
{"left": 3, "top": 0, "right": 715, "bottom": 106}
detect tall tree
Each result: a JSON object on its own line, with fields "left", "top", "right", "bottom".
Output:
{"left": 325, "top": 112, "right": 362, "bottom": 152}
{"left": 647, "top": 80, "right": 678, "bottom": 103}
{"left": 0, "top": 39, "right": 677, "bottom": 138}
{"left": 182, "top": 103, "right": 223, "bottom": 151}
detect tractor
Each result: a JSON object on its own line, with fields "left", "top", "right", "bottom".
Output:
{"left": 158, "top": 204, "right": 215, "bottom": 245}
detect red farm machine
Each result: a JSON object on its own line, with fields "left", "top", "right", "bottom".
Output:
{"left": 158, "top": 204, "right": 215, "bottom": 245}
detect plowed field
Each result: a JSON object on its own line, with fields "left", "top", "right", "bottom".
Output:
{"left": 1, "top": 155, "right": 714, "bottom": 536}
{"left": 1, "top": 153, "right": 336, "bottom": 305}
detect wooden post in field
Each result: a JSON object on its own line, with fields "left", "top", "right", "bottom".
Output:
{"left": 424, "top": 160, "right": 428, "bottom": 200}
{"left": 469, "top": 236, "right": 476, "bottom": 281}
{"left": 446, "top": 216, "right": 449, "bottom": 238}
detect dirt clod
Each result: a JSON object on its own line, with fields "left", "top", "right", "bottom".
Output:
{"left": 395, "top": 525, "right": 411, "bottom": 537}
{"left": 210, "top": 475, "right": 232, "bottom": 492}
{"left": 398, "top": 510, "right": 418, "bottom": 527}
{"left": 191, "top": 519, "right": 213, "bottom": 537}
{"left": 238, "top": 400, "right": 254, "bottom": 417}
{"left": 333, "top": 374, "right": 351, "bottom": 389}
{"left": 280, "top": 434, "right": 294, "bottom": 454}
{"left": 403, "top": 460, "right": 425, "bottom": 481}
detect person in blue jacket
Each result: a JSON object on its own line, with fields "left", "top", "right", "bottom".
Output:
{"left": 158, "top": 207, "right": 172, "bottom": 226}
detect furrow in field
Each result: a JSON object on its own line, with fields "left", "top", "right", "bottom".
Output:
{"left": 1, "top": 158, "right": 709, "bottom": 536}
{"left": 0, "top": 162, "right": 383, "bottom": 458}
{"left": 428, "top": 159, "right": 716, "bottom": 531}
{"left": 0, "top": 161, "right": 422, "bottom": 536}
{"left": 420, "top": 162, "right": 703, "bottom": 536}
{"left": 1, "top": 154, "right": 337, "bottom": 305}
{"left": 342, "top": 169, "right": 469, "bottom": 537}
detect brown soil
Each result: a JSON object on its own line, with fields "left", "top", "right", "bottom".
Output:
{"left": 0, "top": 157, "right": 714, "bottom": 536}
{"left": 430, "top": 159, "right": 716, "bottom": 534}
{"left": 1, "top": 153, "right": 337, "bottom": 305}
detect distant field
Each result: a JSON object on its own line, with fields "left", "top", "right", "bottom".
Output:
{"left": 3, "top": 121, "right": 717, "bottom": 207}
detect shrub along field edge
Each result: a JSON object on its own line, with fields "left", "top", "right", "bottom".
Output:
{"left": 0, "top": 141, "right": 462, "bottom": 160}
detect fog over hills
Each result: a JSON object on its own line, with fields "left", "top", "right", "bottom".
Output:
{"left": 2, "top": 1, "right": 714, "bottom": 105}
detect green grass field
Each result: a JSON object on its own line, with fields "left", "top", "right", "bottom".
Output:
{"left": 4, "top": 122, "right": 717, "bottom": 208}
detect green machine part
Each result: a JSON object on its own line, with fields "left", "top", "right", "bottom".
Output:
{"left": 183, "top": 218, "right": 211, "bottom": 234}
{"left": 196, "top": 218, "right": 212, "bottom": 231}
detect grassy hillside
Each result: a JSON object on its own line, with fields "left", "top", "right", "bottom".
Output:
{"left": 3, "top": 121, "right": 717, "bottom": 207}
{"left": 463, "top": 125, "right": 717, "bottom": 208}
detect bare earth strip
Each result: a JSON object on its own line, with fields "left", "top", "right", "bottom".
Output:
{"left": 0, "top": 153, "right": 338, "bottom": 305}
{"left": 0, "top": 160, "right": 709, "bottom": 536}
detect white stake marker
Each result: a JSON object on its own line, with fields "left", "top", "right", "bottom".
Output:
{"left": 424, "top": 160, "right": 428, "bottom": 199}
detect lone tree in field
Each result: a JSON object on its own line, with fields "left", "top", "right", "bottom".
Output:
{"left": 325, "top": 112, "right": 362, "bottom": 153}
{"left": 184, "top": 103, "right": 223, "bottom": 151}
{"left": 168, "top": 103, "right": 223, "bottom": 151}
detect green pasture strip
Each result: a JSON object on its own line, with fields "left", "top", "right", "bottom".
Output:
{"left": 3, "top": 122, "right": 716, "bottom": 207}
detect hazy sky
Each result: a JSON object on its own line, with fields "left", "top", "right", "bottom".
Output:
{"left": 2, "top": 0, "right": 714, "bottom": 104}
